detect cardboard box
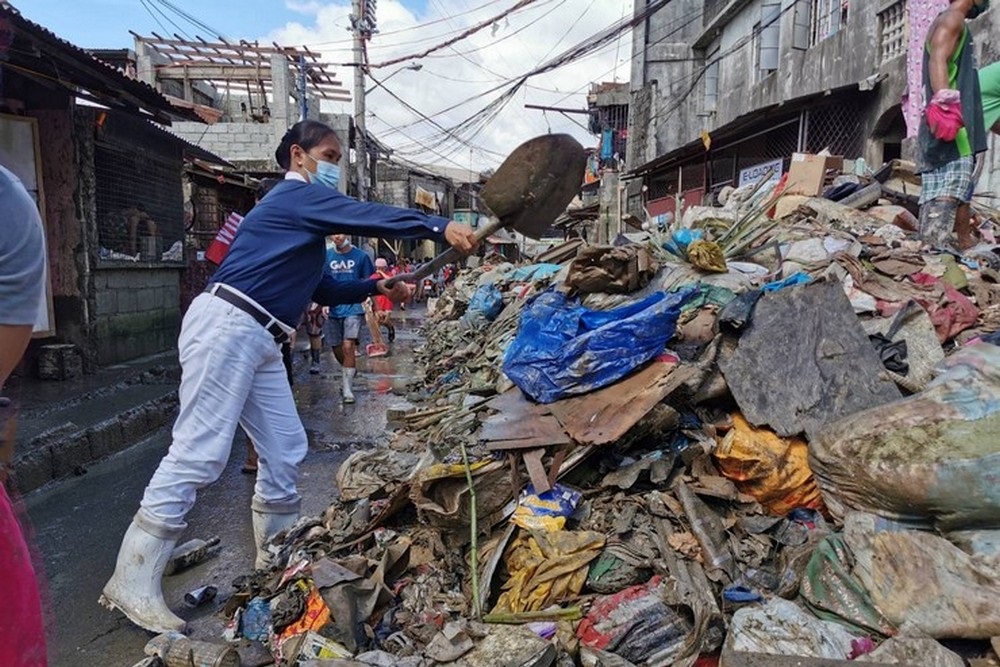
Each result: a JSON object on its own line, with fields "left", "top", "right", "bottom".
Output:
{"left": 784, "top": 153, "right": 844, "bottom": 196}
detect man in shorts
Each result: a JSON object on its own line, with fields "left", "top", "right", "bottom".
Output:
{"left": 324, "top": 235, "right": 374, "bottom": 402}
{"left": 917, "top": 0, "right": 990, "bottom": 249}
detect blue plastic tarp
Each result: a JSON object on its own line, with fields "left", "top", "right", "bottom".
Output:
{"left": 509, "top": 263, "right": 562, "bottom": 282}
{"left": 462, "top": 284, "right": 504, "bottom": 325}
{"left": 502, "top": 287, "right": 695, "bottom": 403}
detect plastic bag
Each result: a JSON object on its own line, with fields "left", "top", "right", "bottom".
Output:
{"left": 844, "top": 511, "right": 1000, "bottom": 638}
{"left": 810, "top": 343, "right": 1000, "bottom": 531}
{"left": 493, "top": 529, "right": 605, "bottom": 614}
{"left": 462, "top": 284, "right": 504, "bottom": 326}
{"left": 503, "top": 288, "right": 694, "bottom": 404}
{"left": 724, "top": 598, "right": 860, "bottom": 660}
{"left": 799, "top": 534, "right": 896, "bottom": 637}
{"left": 713, "top": 413, "right": 825, "bottom": 516}
{"left": 577, "top": 577, "right": 695, "bottom": 666}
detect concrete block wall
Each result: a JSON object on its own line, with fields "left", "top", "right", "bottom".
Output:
{"left": 92, "top": 268, "right": 181, "bottom": 364}
{"left": 169, "top": 121, "right": 280, "bottom": 168}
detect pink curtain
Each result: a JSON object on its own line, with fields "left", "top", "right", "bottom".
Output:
{"left": 905, "top": 0, "right": 950, "bottom": 137}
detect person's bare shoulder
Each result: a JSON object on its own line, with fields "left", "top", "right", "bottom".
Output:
{"left": 930, "top": 8, "right": 966, "bottom": 41}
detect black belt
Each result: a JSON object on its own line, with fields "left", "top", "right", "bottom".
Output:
{"left": 206, "top": 284, "right": 289, "bottom": 344}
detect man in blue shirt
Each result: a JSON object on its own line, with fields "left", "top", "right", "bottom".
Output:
{"left": 324, "top": 234, "right": 374, "bottom": 402}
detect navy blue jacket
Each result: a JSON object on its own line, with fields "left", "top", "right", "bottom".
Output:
{"left": 213, "top": 180, "right": 447, "bottom": 324}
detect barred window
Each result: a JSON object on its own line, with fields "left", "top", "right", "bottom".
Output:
{"left": 878, "top": 0, "right": 907, "bottom": 64}
{"left": 94, "top": 113, "right": 185, "bottom": 265}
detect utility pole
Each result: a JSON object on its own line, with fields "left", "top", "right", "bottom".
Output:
{"left": 352, "top": 0, "right": 369, "bottom": 201}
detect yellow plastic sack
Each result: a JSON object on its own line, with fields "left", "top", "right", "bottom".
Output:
{"left": 493, "top": 529, "right": 605, "bottom": 614}
{"left": 713, "top": 413, "right": 825, "bottom": 516}
{"left": 687, "top": 239, "right": 728, "bottom": 273}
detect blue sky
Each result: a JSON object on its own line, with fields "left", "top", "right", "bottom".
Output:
{"left": 18, "top": 0, "right": 428, "bottom": 49}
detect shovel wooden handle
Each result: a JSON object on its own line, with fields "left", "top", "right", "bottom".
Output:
{"left": 384, "top": 217, "right": 507, "bottom": 287}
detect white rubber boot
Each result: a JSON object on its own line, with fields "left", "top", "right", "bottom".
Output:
{"left": 342, "top": 367, "right": 356, "bottom": 404}
{"left": 251, "top": 496, "right": 300, "bottom": 570}
{"left": 99, "top": 518, "right": 186, "bottom": 634}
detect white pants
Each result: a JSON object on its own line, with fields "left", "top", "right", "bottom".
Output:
{"left": 137, "top": 293, "right": 307, "bottom": 532}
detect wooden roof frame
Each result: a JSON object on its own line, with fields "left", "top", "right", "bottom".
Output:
{"left": 132, "top": 33, "right": 351, "bottom": 102}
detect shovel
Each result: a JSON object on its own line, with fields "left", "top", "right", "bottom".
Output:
{"left": 385, "top": 133, "right": 587, "bottom": 288}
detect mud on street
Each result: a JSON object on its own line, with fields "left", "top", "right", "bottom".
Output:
{"left": 26, "top": 313, "right": 427, "bottom": 667}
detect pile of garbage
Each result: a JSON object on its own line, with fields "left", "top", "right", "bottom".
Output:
{"left": 191, "top": 163, "right": 1000, "bottom": 666}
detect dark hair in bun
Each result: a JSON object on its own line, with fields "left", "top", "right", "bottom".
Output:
{"left": 275, "top": 120, "right": 339, "bottom": 170}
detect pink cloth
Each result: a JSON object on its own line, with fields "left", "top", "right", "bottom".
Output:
{"left": 910, "top": 272, "right": 979, "bottom": 342}
{"left": 926, "top": 92, "right": 965, "bottom": 140}
{"left": 904, "top": 0, "right": 951, "bottom": 137}
{"left": 0, "top": 484, "right": 47, "bottom": 666}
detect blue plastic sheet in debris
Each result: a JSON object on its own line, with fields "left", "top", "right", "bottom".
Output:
{"left": 662, "top": 229, "right": 704, "bottom": 259}
{"left": 761, "top": 271, "right": 811, "bottom": 292}
{"left": 509, "top": 263, "right": 562, "bottom": 282}
{"left": 462, "top": 284, "right": 504, "bottom": 325}
{"left": 502, "top": 287, "right": 695, "bottom": 403}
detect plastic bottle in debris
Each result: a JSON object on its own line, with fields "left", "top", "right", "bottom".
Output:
{"left": 164, "top": 536, "right": 221, "bottom": 576}
{"left": 144, "top": 632, "right": 239, "bottom": 667}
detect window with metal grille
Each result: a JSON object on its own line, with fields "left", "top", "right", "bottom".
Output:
{"left": 805, "top": 99, "right": 868, "bottom": 157}
{"left": 94, "top": 138, "right": 185, "bottom": 264}
{"left": 810, "top": 0, "right": 849, "bottom": 46}
{"left": 878, "top": 0, "right": 907, "bottom": 64}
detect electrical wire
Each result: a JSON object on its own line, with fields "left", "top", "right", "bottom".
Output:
{"left": 367, "top": 70, "right": 506, "bottom": 157}
{"left": 149, "top": 0, "right": 226, "bottom": 39}
{"left": 304, "top": 0, "right": 517, "bottom": 47}
{"left": 368, "top": 0, "right": 545, "bottom": 69}
{"left": 645, "top": 0, "right": 796, "bottom": 127}
{"left": 384, "top": 0, "right": 676, "bottom": 152}
{"left": 139, "top": 0, "right": 173, "bottom": 37}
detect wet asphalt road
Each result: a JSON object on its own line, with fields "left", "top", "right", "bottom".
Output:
{"left": 24, "top": 312, "right": 424, "bottom": 667}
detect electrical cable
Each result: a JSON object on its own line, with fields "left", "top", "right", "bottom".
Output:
{"left": 383, "top": 0, "right": 677, "bottom": 151}
{"left": 367, "top": 70, "right": 506, "bottom": 157}
{"left": 305, "top": 0, "right": 515, "bottom": 47}
{"left": 138, "top": 0, "right": 175, "bottom": 38}
{"left": 149, "top": 0, "right": 226, "bottom": 39}
{"left": 368, "top": 0, "right": 545, "bottom": 69}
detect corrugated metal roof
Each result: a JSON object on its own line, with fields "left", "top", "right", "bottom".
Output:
{"left": 0, "top": 2, "right": 199, "bottom": 124}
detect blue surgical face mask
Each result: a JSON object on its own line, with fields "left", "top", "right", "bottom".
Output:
{"left": 305, "top": 153, "right": 341, "bottom": 190}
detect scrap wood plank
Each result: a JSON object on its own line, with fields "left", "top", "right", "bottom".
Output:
{"left": 522, "top": 448, "right": 550, "bottom": 494}
{"left": 481, "top": 388, "right": 570, "bottom": 450}
{"left": 548, "top": 356, "right": 696, "bottom": 446}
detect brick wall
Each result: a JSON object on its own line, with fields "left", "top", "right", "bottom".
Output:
{"left": 92, "top": 268, "right": 181, "bottom": 364}
{"left": 169, "top": 121, "right": 279, "bottom": 168}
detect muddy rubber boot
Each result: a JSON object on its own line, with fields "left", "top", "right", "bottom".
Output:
{"left": 309, "top": 348, "right": 321, "bottom": 375}
{"left": 251, "top": 496, "right": 300, "bottom": 570}
{"left": 342, "top": 367, "right": 356, "bottom": 404}
{"left": 99, "top": 518, "right": 187, "bottom": 634}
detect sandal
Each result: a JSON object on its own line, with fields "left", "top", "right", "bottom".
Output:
{"left": 241, "top": 463, "right": 258, "bottom": 475}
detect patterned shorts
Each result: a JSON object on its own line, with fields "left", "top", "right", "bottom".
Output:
{"left": 920, "top": 156, "right": 975, "bottom": 204}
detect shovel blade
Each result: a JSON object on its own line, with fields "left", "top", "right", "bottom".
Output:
{"left": 480, "top": 134, "right": 587, "bottom": 240}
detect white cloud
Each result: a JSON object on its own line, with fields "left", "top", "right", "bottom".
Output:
{"left": 285, "top": 0, "right": 326, "bottom": 15}
{"left": 263, "top": 0, "right": 632, "bottom": 170}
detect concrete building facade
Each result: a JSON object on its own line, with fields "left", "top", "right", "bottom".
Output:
{"left": 626, "top": 0, "right": 999, "bottom": 218}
